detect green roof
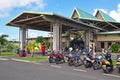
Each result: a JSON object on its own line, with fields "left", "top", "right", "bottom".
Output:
{"left": 75, "top": 8, "right": 98, "bottom": 20}
{"left": 98, "top": 10, "right": 116, "bottom": 22}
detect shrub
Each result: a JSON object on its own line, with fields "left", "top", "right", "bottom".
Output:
{"left": 111, "top": 43, "right": 120, "bottom": 53}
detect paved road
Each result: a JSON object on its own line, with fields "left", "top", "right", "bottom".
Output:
{"left": 0, "top": 58, "right": 120, "bottom": 80}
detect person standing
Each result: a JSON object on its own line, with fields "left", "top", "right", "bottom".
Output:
{"left": 41, "top": 43, "right": 46, "bottom": 56}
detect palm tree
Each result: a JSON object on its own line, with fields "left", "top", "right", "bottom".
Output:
{"left": 0, "top": 34, "right": 8, "bottom": 55}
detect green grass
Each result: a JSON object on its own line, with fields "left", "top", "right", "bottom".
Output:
{"left": 112, "top": 58, "right": 117, "bottom": 66}
{"left": 18, "top": 56, "right": 48, "bottom": 61}
{"left": 0, "top": 52, "right": 17, "bottom": 56}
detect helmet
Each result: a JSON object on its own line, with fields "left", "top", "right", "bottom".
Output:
{"left": 69, "top": 47, "right": 73, "bottom": 52}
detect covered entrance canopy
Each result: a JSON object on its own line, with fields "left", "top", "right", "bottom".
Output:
{"left": 6, "top": 11, "right": 102, "bottom": 51}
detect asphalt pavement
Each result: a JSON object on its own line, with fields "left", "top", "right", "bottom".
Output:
{"left": 0, "top": 57, "right": 120, "bottom": 80}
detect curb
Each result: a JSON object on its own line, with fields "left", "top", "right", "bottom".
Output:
{"left": 11, "top": 58, "right": 36, "bottom": 63}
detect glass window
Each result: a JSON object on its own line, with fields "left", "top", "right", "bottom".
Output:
{"left": 101, "top": 42, "right": 104, "bottom": 48}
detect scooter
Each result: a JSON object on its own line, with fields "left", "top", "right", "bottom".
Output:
{"left": 116, "top": 55, "right": 120, "bottom": 73}
{"left": 102, "top": 58, "right": 113, "bottom": 73}
{"left": 93, "top": 54, "right": 103, "bottom": 70}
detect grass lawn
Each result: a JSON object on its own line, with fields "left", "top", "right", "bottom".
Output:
{"left": 112, "top": 58, "right": 117, "bottom": 66}
{"left": 18, "top": 56, "right": 48, "bottom": 61}
{"left": 0, "top": 52, "right": 17, "bottom": 56}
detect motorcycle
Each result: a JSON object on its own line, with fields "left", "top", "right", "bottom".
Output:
{"left": 48, "top": 51, "right": 57, "bottom": 63}
{"left": 67, "top": 52, "right": 75, "bottom": 66}
{"left": 55, "top": 52, "right": 65, "bottom": 64}
{"left": 102, "top": 58, "right": 113, "bottom": 73}
{"left": 74, "top": 55, "right": 83, "bottom": 67}
{"left": 116, "top": 55, "right": 120, "bottom": 73}
{"left": 93, "top": 54, "right": 103, "bottom": 70}
{"left": 102, "top": 51, "right": 113, "bottom": 73}
{"left": 83, "top": 53, "right": 94, "bottom": 68}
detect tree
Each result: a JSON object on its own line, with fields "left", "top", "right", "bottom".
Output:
{"left": 0, "top": 34, "right": 8, "bottom": 45}
{"left": 111, "top": 43, "right": 120, "bottom": 53}
{"left": 45, "top": 41, "right": 50, "bottom": 49}
{"left": 36, "top": 36, "right": 44, "bottom": 44}
{"left": 5, "top": 41, "right": 16, "bottom": 52}
{"left": 0, "top": 34, "right": 8, "bottom": 55}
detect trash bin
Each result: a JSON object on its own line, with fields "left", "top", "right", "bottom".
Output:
{"left": 16, "top": 48, "right": 19, "bottom": 54}
{"left": 19, "top": 50, "right": 26, "bottom": 57}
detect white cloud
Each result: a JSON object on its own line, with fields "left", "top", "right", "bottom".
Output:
{"left": 0, "top": 0, "right": 46, "bottom": 18}
{"left": 109, "top": 3, "right": 120, "bottom": 22}
{"left": 28, "top": 30, "right": 49, "bottom": 38}
{"left": 28, "top": 32, "right": 38, "bottom": 38}
{"left": 93, "top": 3, "right": 120, "bottom": 22}
{"left": 0, "top": 32, "right": 3, "bottom": 35}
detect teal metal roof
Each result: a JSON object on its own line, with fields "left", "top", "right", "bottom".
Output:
{"left": 76, "top": 8, "right": 98, "bottom": 20}
{"left": 98, "top": 10, "right": 116, "bottom": 22}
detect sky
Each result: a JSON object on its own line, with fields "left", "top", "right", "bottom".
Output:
{"left": 0, "top": 0, "right": 120, "bottom": 41}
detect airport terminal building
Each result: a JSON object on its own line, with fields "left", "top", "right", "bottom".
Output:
{"left": 6, "top": 8, "right": 120, "bottom": 52}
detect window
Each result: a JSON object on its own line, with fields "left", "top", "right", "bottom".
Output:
{"left": 101, "top": 42, "right": 104, "bottom": 48}
{"left": 108, "top": 42, "right": 112, "bottom": 47}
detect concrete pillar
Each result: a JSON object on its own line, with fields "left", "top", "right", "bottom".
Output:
{"left": 104, "top": 42, "right": 108, "bottom": 49}
{"left": 85, "top": 30, "right": 90, "bottom": 51}
{"left": 53, "top": 23, "right": 60, "bottom": 51}
{"left": 50, "top": 23, "right": 53, "bottom": 50}
{"left": 59, "top": 24, "right": 62, "bottom": 51}
{"left": 20, "top": 26, "right": 26, "bottom": 50}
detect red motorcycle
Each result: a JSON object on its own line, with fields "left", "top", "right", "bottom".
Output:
{"left": 48, "top": 51, "right": 57, "bottom": 63}
{"left": 55, "top": 51, "right": 65, "bottom": 64}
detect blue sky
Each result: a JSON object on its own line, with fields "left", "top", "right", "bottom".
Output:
{"left": 0, "top": 0, "right": 120, "bottom": 41}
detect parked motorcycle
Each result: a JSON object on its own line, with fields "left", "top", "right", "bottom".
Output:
{"left": 67, "top": 52, "right": 75, "bottom": 66}
{"left": 74, "top": 49, "right": 83, "bottom": 67}
{"left": 49, "top": 51, "right": 57, "bottom": 63}
{"left": 55, "top": 51, "right": 65, "bottom": 64}
{"left": 83, "top": 52, "right": 94, "bottom": 68}
{"left": 102, "top": 51, "right": 113, "bottom": 73}
{"left": 116, "top": 55, "right": 120, "bottom": 73}
{"left": 93, "top": 54, "right": 103, "bottom": 70}
{"left": 102, "top": 58, "right": 113, "bottom": 73}
{"left": 74, "top": 55, "right": 83, "bottom": 67}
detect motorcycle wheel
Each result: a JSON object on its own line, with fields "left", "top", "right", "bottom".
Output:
{"left": 68, "top": 60, "right": 73, "bottom": 66}
{"left": 56, "top": 58, "right": 60, "bottom": 64}
{"left": 118, "top": 67, "right": 120, "bottom": 73}
{"left": 49, "top": 57, "right": 53, "bottom": 63}
{"left": 93, "top": 61, "right": 98, "bottom": 70}
{"left": 104, "top": 65, "right": 113, "bottom": 73}
{"left": 85, "top": 62, "right": 90, "bottom": 68}
{"left": 74, "top": 61, "right": 79, "bottom": 67}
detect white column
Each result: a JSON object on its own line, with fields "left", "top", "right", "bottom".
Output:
{"left": 53, "top": 23, "right": 60, "bottom": 51}
{"left": 20, "top": 26, "right": 26, "bottom": 50}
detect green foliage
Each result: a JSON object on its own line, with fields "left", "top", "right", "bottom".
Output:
{"left": 18, "top": 56, "right": 48, "bottom": 61}
{"left": 0, "top": 34, "right": 8, "bottom": 46}
{"left": 1, "top": 52, "right": 17, "bottom": 56}
{"left": 45, "top": 41, "right": 50, "bottom": 49}
{"left": 111, "top": 43, "right": 120, "bottom": 53}
{"left": 36, "top": 36, "right": 44, "bottom": 43}
{"left": 69, "top": 37, "right": 84, "bottom": 50}
{"left": 5, "top": 41, "right": 16, "bottom": 51}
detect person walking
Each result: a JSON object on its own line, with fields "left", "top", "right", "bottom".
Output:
{"left": 41, "top": 43, "right": 46, "bottom": 56}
